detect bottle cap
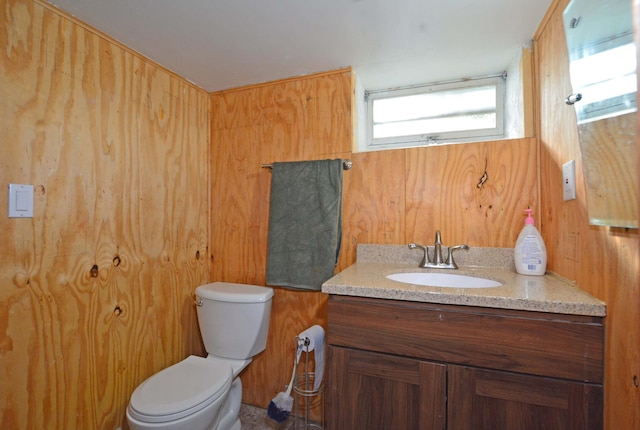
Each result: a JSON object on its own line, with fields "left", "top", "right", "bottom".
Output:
{"left": 524, "top": 209, "right": 534, "bottom": 225}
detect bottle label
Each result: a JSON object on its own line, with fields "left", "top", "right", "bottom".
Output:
{"left": 521, "top": 235, "right": 543, "bottom": 270}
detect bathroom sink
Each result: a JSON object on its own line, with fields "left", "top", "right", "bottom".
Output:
{"left": 386, "top": 272, "right": 502, "bottom": 288}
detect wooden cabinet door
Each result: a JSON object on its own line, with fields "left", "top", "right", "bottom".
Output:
{"left": 448, "top": 366, "right": 603, "bottom": 430}
{"left": 327, "top": 346, "right": 446, "bottom": 430}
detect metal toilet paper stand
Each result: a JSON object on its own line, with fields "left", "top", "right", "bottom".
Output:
{"left": 293, "top": 336, "right": 325, "bottom": 430}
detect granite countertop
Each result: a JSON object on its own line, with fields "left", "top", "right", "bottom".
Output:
{"left": 321, "top": 245, "right": 606, "bottom": 317}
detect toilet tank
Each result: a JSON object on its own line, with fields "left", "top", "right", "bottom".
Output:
{"left": 195, "top": 282, "right": 274, "bottom": 360}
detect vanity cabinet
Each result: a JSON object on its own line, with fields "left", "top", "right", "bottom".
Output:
{"left": 329, "top": 346, "right": 447, "bottom": 429}
{"left": 326, "top": 295, "right": 604, "bottom": 430}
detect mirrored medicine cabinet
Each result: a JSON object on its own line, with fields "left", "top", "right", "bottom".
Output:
{"left": 563, "top": 0, "right": 638, "bottom": 228}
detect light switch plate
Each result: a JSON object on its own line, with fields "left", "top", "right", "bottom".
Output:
{"left": 8, "top": 183, "right": 34, "bottom": 218}
{"left": 562, "top": 160, "right": 576, "bottom": 201}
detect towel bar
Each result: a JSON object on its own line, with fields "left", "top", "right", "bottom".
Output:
{"left": 261, "top": 159, "right": 352, "bottom": 170}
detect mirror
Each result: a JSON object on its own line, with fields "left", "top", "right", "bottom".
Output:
{"left": 563, "top": 0, "right": 638, "bottom": 228}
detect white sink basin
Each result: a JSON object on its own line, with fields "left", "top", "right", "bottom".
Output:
{"left": 386, "top": 272, "right": 502, "bottom": 288}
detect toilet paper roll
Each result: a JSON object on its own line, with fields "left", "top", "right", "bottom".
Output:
{"left": 297, "top": 325, "right": 325, "bottom": 391}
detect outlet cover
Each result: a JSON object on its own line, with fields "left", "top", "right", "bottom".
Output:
{"left": 562, "top": 160, "right": 576, "bottom": 201}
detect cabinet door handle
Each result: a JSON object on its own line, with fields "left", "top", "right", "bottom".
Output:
{"left": 565, "top": 93, "right": 582, "bottom": 105}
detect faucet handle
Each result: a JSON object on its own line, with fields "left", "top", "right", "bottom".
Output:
{"left": 409, "top": 243, "right": 431, "bottom": 267}
{"left": 446, "top": 244, "right": 470, "bottom": 269}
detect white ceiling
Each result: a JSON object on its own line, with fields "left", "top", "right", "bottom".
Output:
{"left": 44, "top": 0, "right": 552, "bottom": 93}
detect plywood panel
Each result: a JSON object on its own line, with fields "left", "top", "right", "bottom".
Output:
{"left": 405, "top": 138, "right": 538, "bottom": 247}
{"left": 341, "top": 150, "right": 407, "bottom": 265}
{"left": 210, "top": 70, "right": 352, "bottom": 413}
{"left": 0, "top": 1, "right": 210, "bottom": 429}
{"left": 535, "top": 0, "right": 640, "bottom": 427}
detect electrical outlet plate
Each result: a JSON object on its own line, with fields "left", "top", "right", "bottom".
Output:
{"left": 562, "top": 160, "right": 576, "bottom": 201}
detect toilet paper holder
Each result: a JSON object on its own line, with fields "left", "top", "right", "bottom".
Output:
{"left": 293, "top": 331, "right": 325, "bottom": 430}
{"left": 297, "top": 336, "right": 310, "bottom": 348}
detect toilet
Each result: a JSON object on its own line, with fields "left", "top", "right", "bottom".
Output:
{"left": 126, "top": 282, "right": 274, "bottom": 430}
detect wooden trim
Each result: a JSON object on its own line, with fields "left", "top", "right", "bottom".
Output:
{"left": 521, "top": 46, "right": 535, "bottom": 138}
{"left": 534, "top": 0, "right": 565, "bottom": 41}
{"left": 210, "top": 67, "right": 353, "bottom": 95}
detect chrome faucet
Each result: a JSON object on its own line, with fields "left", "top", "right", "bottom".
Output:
{"left": 409, "top": 230, "right": 469, "bottom": 269}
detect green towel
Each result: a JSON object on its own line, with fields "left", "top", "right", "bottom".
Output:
{"left": 266, "top": 159, "right": 343, "bottom": 290}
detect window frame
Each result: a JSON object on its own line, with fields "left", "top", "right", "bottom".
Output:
{"left": 365, "top": 75, "right": 506, "bottom": 150}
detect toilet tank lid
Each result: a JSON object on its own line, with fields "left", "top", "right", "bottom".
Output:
{"left": 196, "top": 282, "right": 274, "bottom": 303}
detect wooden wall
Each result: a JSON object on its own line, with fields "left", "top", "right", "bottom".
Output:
{"left": 210, "top": 71, "right": 354, "bottom": 408}
{"left": 0, "top": 1, "right": 210, "bottom": 429}
{"left": 3, "top": 0, "right": 635, "bottom": 429}
{"left": 210, "top": 69, "right": 539, "bottom": 409}
{"left": 535, "top": 0, "right": 640, "bottom": 428}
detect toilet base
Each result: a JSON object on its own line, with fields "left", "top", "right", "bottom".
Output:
{"left": 215, "top": 377, "right": 243, "bottom": 430}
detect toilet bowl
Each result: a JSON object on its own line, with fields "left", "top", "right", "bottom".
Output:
{"left": 126, "top": 282, "right": 274, "bottom": 430}
{"left": 127, "top": 356, "right": 232, "bottom": 430}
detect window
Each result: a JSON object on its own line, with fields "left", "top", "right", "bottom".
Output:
{"left": 365, "top": 75, "right": 505, "bottom": 150}
{"left": 568, "top": 37, "right": 637, "bottom": 124}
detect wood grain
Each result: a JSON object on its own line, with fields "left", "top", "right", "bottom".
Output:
{"left": 328, "top": 346, "right": 447, "bottom": 430}
{"left": 578, "top": 113, "right": 638, "bottom": 227}
{"left": 328, "top": 296, "right": 603, "bottom": 430}
{"left": 328, "top": 295, "right": 604, "bottom": 383}
{"left": 405, "top": 138, "right": 538, "bottom": 247}
{"left": 0, "top": 1, "right": 209, "bottom": 429}
{"left": 535, "top": 0, "right": 640, "bottom": 427}
{"left": 210, "top": 70, "right": 352, "bottom": 416}
{"left": 448, "top": 366, "right": 603, "bottom": 430}
{"left": 342, "top": 149, "right": 407, "bottom": 262}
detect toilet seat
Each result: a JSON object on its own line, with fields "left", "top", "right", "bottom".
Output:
{"left": 128, "top": 355, "right": 232, "bottom": 424}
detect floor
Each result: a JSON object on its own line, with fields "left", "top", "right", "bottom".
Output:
{"left": 239, "top": 403, "right": 295, "bottom": 430}
{"left": 240, "top": 403, "right": 324, "bottom": 430}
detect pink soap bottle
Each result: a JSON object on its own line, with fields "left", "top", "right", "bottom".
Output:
{"left": 514, "top": 209, "right": 547, "bottom": 275}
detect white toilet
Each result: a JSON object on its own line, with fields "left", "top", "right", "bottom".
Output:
{"left": 126, "top": 282, "right": 274, "bottom": 430}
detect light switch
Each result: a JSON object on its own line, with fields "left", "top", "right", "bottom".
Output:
{"left": 562, "top": 160, "right": 576, "bottom": 201}
{"left": 16, "top": 190, "right": 30, "bottom": 211}
{"left": 8, "top": 184, "right": 34, "bottom": 218}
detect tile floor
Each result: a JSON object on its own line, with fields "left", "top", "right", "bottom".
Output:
{"left": 240, "top": 403, "right": 323, "bottom": 430}
{"left": 239, "top": 403, "right": 295, "bottom": 430}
